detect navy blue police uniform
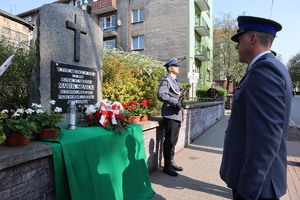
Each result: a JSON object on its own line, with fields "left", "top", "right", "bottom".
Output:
{"left": 220, "top": 16, "right": 292, "bottom": 200}
{"left": 157, "top": 60, "right": 183, "bottom": 176}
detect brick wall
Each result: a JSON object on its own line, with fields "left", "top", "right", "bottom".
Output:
{"left": 0, "top": 157, "right": 55, "bottom": 200}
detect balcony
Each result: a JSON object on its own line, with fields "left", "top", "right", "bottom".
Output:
{"left": 92, "top": 0, "right": 117, "bottom": 15}
{"left": 102, "top": 27, "right": 117, "bottom": 37}
{"left": 195, "top": 45, "right": 210, "bottom": 61}
{"left": 195, "top": 17, "right": 210, "bottom": 36}
{"left": 194, "top": 0, "right": 209, "bottom": 11}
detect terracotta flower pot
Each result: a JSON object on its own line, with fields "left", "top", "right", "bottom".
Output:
{"left": 5, "top": 134, "right": 30, "bottom": 147}
{"left": 140, "top": 115, "right": 148, "bottom": 121}
{"left": 130, "top": 116, "right": 141, "bottom": 124}
{"left": 38, "top": 128, "right": 59, "bottom": 139}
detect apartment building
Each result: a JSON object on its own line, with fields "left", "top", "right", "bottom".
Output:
{"left": 0, "top": 9, "right": 33, "bottom": 43}
{"left": 17, "top": 0, "right": 213, "bottom": 97}
{"left": 94, "top": 0, "right": 213, "bottom": 92}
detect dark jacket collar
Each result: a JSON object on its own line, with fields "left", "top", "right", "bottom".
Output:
{"left": 238, "top": 53, "right": 275, "bottom": 87}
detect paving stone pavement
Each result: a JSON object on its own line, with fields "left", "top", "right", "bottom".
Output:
{"left": 150, "top": 114, "right": 300, "bottom": 200}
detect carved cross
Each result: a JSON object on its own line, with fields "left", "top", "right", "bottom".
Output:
{"left": 66, "top": 14, "right": 87, "bottom": 62}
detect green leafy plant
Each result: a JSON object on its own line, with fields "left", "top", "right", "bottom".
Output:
{"left": 0, "top": 37, "right": 36, "bottom": 110}
{"left": 1, "top": 108, "right": 37, "bottom": 138}
{"left": 122, "top": 100, "right": 155, "bottom": 116}
{"left": 5, "top": 118, "right": 37, "bottom": 138}
{"left": 123, "top": 101, "right": 144, "bottom": 116}
{"left": 31, "top": 100, "right": 64, "bottom": 133}
{"left": 0, "top": 113, "right": 6, "bottom": 143}
{"left": 0, "top": 126, "right": 6, "bottom": 144}
{"left": 196, "top": 87, "right": 228, "bottom": 102}
{"left": 102, "top": 49, "right": 165, "bottom": 115}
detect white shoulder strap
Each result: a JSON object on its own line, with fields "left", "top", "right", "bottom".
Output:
{"left": 166, "top": 77, "right": 181, "bottom": 95}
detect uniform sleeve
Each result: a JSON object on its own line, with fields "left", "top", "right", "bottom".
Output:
{"left": 238, "top": 61, "right": 287, "bottom": 199}
{"left": 157, "top": 77, "right": 179, "bottom": 107}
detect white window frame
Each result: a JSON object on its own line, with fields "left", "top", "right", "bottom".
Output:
{"left": 99, "top": 15, "right": 116, "bottom": 30}
{"left": 76, "top": 0, "right": 90, "bottom": 7}
{"left": 132, "top": 35, "right": 144, "bottom": 50}
{"left": 104, "top": 39, "right": 116, "bottom": 49}
{"left": 132, "top": 9, "right": 145, "bottom": 23}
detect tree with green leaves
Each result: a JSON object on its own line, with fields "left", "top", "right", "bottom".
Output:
{"left": 287, "top": 53, "right": 300, "bottom": 87}
{"left": 213, "top": 13, "right": 246, "bottom": 93}
{"left": 0, "top": 37, "right": 36, "bottom": 110}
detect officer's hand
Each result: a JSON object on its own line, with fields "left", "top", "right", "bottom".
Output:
{"left": 176, "top": 102, "right": 181, "bottom": 111}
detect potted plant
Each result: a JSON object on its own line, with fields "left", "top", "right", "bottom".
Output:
{"left": 1, "top": 108, "right": 37, "bottom": 147}
{"left": 31, "top": 100, "right": 63, "bottom": 139}
{"left": 0, "top": 112, "right": 6, "bottom": 144}
{"left": 122, "top": 101, "right": 144, "bottom": 123}
{"left": 122, "top": 100, "right": 155, "bottom": 123}
{"left": 139, "top": 99, "right": 155, "bottom": 121}
{"left": 0, "top": 126, "right": 6, "bottom": 144}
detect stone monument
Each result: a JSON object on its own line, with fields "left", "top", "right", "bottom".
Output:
{"left": 29, "top": 3, "right": 103, "bottom": 114}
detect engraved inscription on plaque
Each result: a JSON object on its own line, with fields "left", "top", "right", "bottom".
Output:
{"left": 51, "top": 61, "right": 97, "bottom": 112}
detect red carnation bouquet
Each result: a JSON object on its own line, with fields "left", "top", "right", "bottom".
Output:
{"left": 122, "top": 99, "right": 154, "bottom": 117}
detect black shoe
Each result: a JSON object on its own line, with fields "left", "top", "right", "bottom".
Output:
{"left": 163, "top": 166, "right": 178, "bottom": 176}
{"left": 171, "top": 160, "right": 183, "bottom": 171}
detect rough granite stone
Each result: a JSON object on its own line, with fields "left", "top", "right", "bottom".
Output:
{"left": 29, "top": 3, "right": 103, "bottom": 113}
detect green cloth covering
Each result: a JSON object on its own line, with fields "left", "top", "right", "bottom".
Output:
{"left": 41, "top": 124, "right": 155, "bottom": 200}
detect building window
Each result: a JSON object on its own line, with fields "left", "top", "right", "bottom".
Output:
{"left": 195, "top": 13, "right": 200, "bottom": 26}
{"left": 76, "top": 0, "right": 91, "bottom": 7}
{"left": 132, "top": 35, "right": 144, "bottom": 50}
{"left": 195, "top": 39, "right": 201, "bottom": 54}
{"left": 206, "top": 70, "right": 210, "bottom": 81}
{"left": 104, "top": 39, "right": 116, "bottom": 49}
{"left": 100, "top": 15, "right": 116, "bottom": 30}
{"left": 132, "top": 9, "right": 144, "bottom": 23}
{"left": 26, "top": 16, "right": 32, "bottom": 22}
{"left": 76, "top": 0, "right": 84, "bottom": 6}
{"left": 219, "top": 82, "right": 224, "bottom": 87}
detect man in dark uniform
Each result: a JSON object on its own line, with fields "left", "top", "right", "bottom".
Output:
{"left": 157, "top": 59, "right": 183, "bottom": 176}
{"left": 219, "top": 16, "right": 292, "bottom": 200}
{"left": 207, "top": 84, "right": 219, "bottom": 100}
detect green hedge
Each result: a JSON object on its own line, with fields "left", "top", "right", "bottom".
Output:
{"left": 196, "top": 87, "right": 227, "bottom": 99}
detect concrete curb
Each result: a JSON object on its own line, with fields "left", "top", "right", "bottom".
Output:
{"left": 288, "top": 125, "right": 300, "bottom": 141}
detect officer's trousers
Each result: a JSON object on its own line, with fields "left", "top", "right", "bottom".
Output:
{"left": 163, "top": 117, "right": 181, "bottom": 159}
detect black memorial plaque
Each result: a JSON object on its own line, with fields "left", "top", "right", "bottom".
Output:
{"left": 51, "top": 60, "right": 97, "bottom": 112}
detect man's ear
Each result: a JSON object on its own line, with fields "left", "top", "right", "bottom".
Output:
{"left": 250, "top": 33, "right": 257, "bottom": 44}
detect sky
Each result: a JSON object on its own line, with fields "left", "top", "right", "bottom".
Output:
{"left": 0, "top": 0, "right": 299, "bottom": 65}
{"left": 213, "top": 0, "right": 300, "bottom": 65}
{"left": 0, "top": 0, "right": 55, "bottom": 15}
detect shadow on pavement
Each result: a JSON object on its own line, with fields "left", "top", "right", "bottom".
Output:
{"left": 151, "top": 169, "right": 231, "bottom": 199}
{"left": 185, "top": 145, "right": 224, "bottom": 155}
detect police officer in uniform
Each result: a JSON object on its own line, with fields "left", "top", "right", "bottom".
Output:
{"left": 157, "top": 59, "right": 183, "bottom": 176}
{"left": 219, "top": 16, "right": 292, "bottom": 200}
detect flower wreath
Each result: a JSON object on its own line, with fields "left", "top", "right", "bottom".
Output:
{"left": 80, "top": 100, "right": 131, "bottom": 133}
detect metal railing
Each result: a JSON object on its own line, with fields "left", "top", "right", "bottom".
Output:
{"left": 195, "top": 45, "right": 210, "bottom": 59}
{"left": 195, "top": 17, "right": 210, "bottom": 33}
{"left": 92, "top": 0, "right": 117, "bottom": 10}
